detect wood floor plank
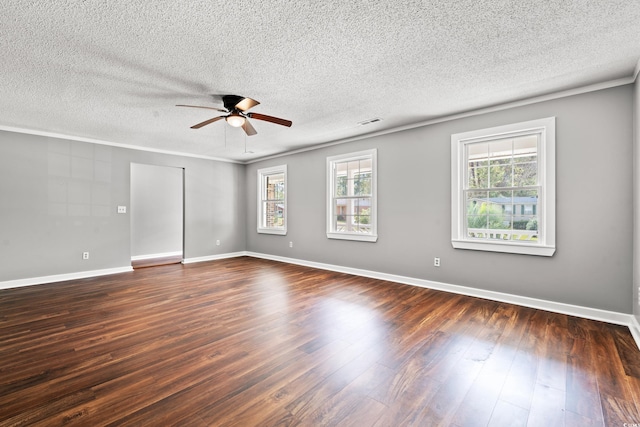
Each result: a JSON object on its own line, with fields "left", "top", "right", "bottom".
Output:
{"left": 281, "top": 343, "right": 383, "bottom": 422}
{"left": 526, "top": 383, "right": 565, "bottom": 427}
{"left": 487, "top": 400, "right": 529, "bottom": 427}
{"left": 565, "top": 336, "right": 605, "bottom": 424}
{"left": 452, "top": 304, "right": 533, "bottom": 426}
{"left": 612, "top": 324, "right": 640, "bottom": 378}
{"left": 1, "top": 257, "right": 640, "bottom": 426}
{"left": 600, "top": 393, "right": 640, "bottom": 426}
{"left": 590, "top": 327, "right": 640, "bottom": 409}
{"left": 496, "top": 310, "right": 543, "bottom": 412}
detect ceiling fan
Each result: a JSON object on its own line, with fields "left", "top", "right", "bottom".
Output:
{"left": 177, "top": 95, "right": 292, "bottom": 136}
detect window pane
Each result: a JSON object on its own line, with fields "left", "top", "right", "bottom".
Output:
{"left": 511, "top": 214, "right": 537, "bottom": 242}
{"left": 513, "top": 162, "right": 537, "bottom": 186}
{"left": 356, "top": 215, "right": 370, "bottom": 226}
{"left": 488, "top": 217, "right": 510, "bottom": 230}
{"left": 266, "top": 173, "right": 285, "bottom": 200}
{"left": 483, "top": 201, "right": 504, "bottom": 229}
{"left": 488, "top": 138, "right": 512, "bottom": 163}
{"left": 334, "top": 198, "right": 348, "bottom": 220}
{"left": 489, "top": 219, "right": 513, "bottom": 232}
{"left": 467, "top": 227, "right": 485, "bottom": 239}
{"left": 513, "top": 135, "right": 538, "bottom": 163}
{"left": 467, "top": 191, "right": 488, "bottom": 214}
{"left": 354, "top": 203, "right": 372, "bottom": 233}
{"left": 347, "top": 160, "right": 360, "bottom": 176}
{"left": 339, "top": 215, "right": 353, "bottom": 231}
{"left": 468, "top": 142, "right": 489, "bottom": 164}
{"left": 335, "top": 176, "right": 347, "bottom": 196}
{"left": 336, "top": 161, "right": 348, "bottom": 174}
{"left": 467, "top": 215, "right": 487, "bottom": 230}
{"left": 489, "top": 164, "right": 512, "bottom": 187}
{"left": 468, "top": 166, "right": 488, "bottom": 189}
{"left": 359, "top": 158, "right": 373, "bottom": 171}
{"left": 514, "top": 188, "right": 538, "bottom": 198}
{"left": 489, "top": 190, "right": 512, "bottom": 204}
{"left": 354, "top": 222, "right": 371, "bottom": 233}
{"left": 467, "top": 189, "right": 510, "bottom": 234}
{"left": 513, "top": 190, "right": 538, "bottom": 231}
{"left": 262, "top": 201, "right": 284, "bottom": 228}
{"left": 355, "top": 197, "right": 369, "bottom": 209}
{"left": 490, "top": 157, "right": 511, "bottom": 166}
{"left": 354, "top": 173, "right": 372, "bottom": 196}
{"left": 520, "top": 215, "right": 537, "bottom": 230}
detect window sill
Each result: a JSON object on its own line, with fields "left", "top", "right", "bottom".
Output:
{"left": 327, "top": 232, "right": 378, "bottom": 242}
{"left": 451, "top": 239, "right": 555, "bottom": 257}
{"left": 257, "top": 228, "right": 287, "bottom": 235}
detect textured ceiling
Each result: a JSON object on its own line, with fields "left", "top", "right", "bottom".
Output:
{"left": 1, "top": 1, "right": 639, "bottom": 162}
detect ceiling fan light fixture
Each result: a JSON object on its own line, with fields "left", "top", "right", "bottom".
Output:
{"left": 179, "top": 95, "right": 291, "bottom": 136}
{"left": 226, "top": 113, "right": 246, "bottom": 128}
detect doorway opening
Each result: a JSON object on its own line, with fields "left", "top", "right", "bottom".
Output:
{"left": 130, "top": 163, "right": 184, "bottom": 269}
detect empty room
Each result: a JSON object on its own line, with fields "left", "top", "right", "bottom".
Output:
{"left": 2, "top": 1, "right": 640, "bottom": 426}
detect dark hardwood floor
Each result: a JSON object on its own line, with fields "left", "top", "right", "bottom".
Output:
{"left": 1, "top": 257, "right": 640, "bottom": 426}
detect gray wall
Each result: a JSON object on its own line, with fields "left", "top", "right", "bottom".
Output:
{"left": 0, "top": 131, "right": 246, "bottom": 281}
{"left": 246, "top": 85, "right": 634, "bottom": 314}
{"left": 130, "top": 163, "right": 183, "bottom": 258}
{"left": 0, "top": 84, "right": 634, "bottom": 315}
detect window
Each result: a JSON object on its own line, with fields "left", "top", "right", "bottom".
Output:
{"left": 451, "top": 117, "right": 555, "bottom": 256}
{"left": 257, "top": 165, "right": 287, "bottom": 235}
{"left": 327, "top": 149, "right": 377, "bottom": 242}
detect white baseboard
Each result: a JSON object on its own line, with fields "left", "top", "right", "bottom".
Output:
{"left": 182, "top": 252, "right": 248, "bottom": 264}
{"left": 0, "top": 266, "right": 134, "bottom": 290}
{"left": 131, "top": 251, "right": 183, "bottom": 261}
{"left": 245, "top": 252, "right": 638, "bottom": 346}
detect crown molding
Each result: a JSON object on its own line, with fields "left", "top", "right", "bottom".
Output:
{"left": 0, "top": 125, "right": 242, "bottom": 164}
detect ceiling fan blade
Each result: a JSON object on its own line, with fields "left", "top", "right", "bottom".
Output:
{"left": 247, "top": 112, "right": 292, "bottom": 127}
{"left": 242, "top": 119, "right": 257, "bottom": 136}
{"left": 176, "top": 104, "right": 227, "bottom": 113}
{"left": 191, "top": 116, "right": 225, "bottom": 129}
{"left": 235, "top": 97, "right": 260, "bottom": 112}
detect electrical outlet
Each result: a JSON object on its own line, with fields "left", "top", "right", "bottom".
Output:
{"left": 117, "top": 206, "right": 127, "bottom": 214}
{"left": 216, "top": 240, "right": 220, "bottom": 246}
{"left": 82, "top": 252, "right": 90, "bottom": 260}
{"left": 289, "top": 241, "right": 293, "bottom": 248}
{"left": 434, "top": 257, "right": 440, "bottom": 267}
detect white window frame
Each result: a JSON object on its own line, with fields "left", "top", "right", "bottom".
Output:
{"left": 327, "top": 149, "right": 378, "bottom": 242}
{"left": 257, "top": 165, "right": 287, "bottom": 235}
{"left": 451, "top": 117, "right": 556, "bottom": 256}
